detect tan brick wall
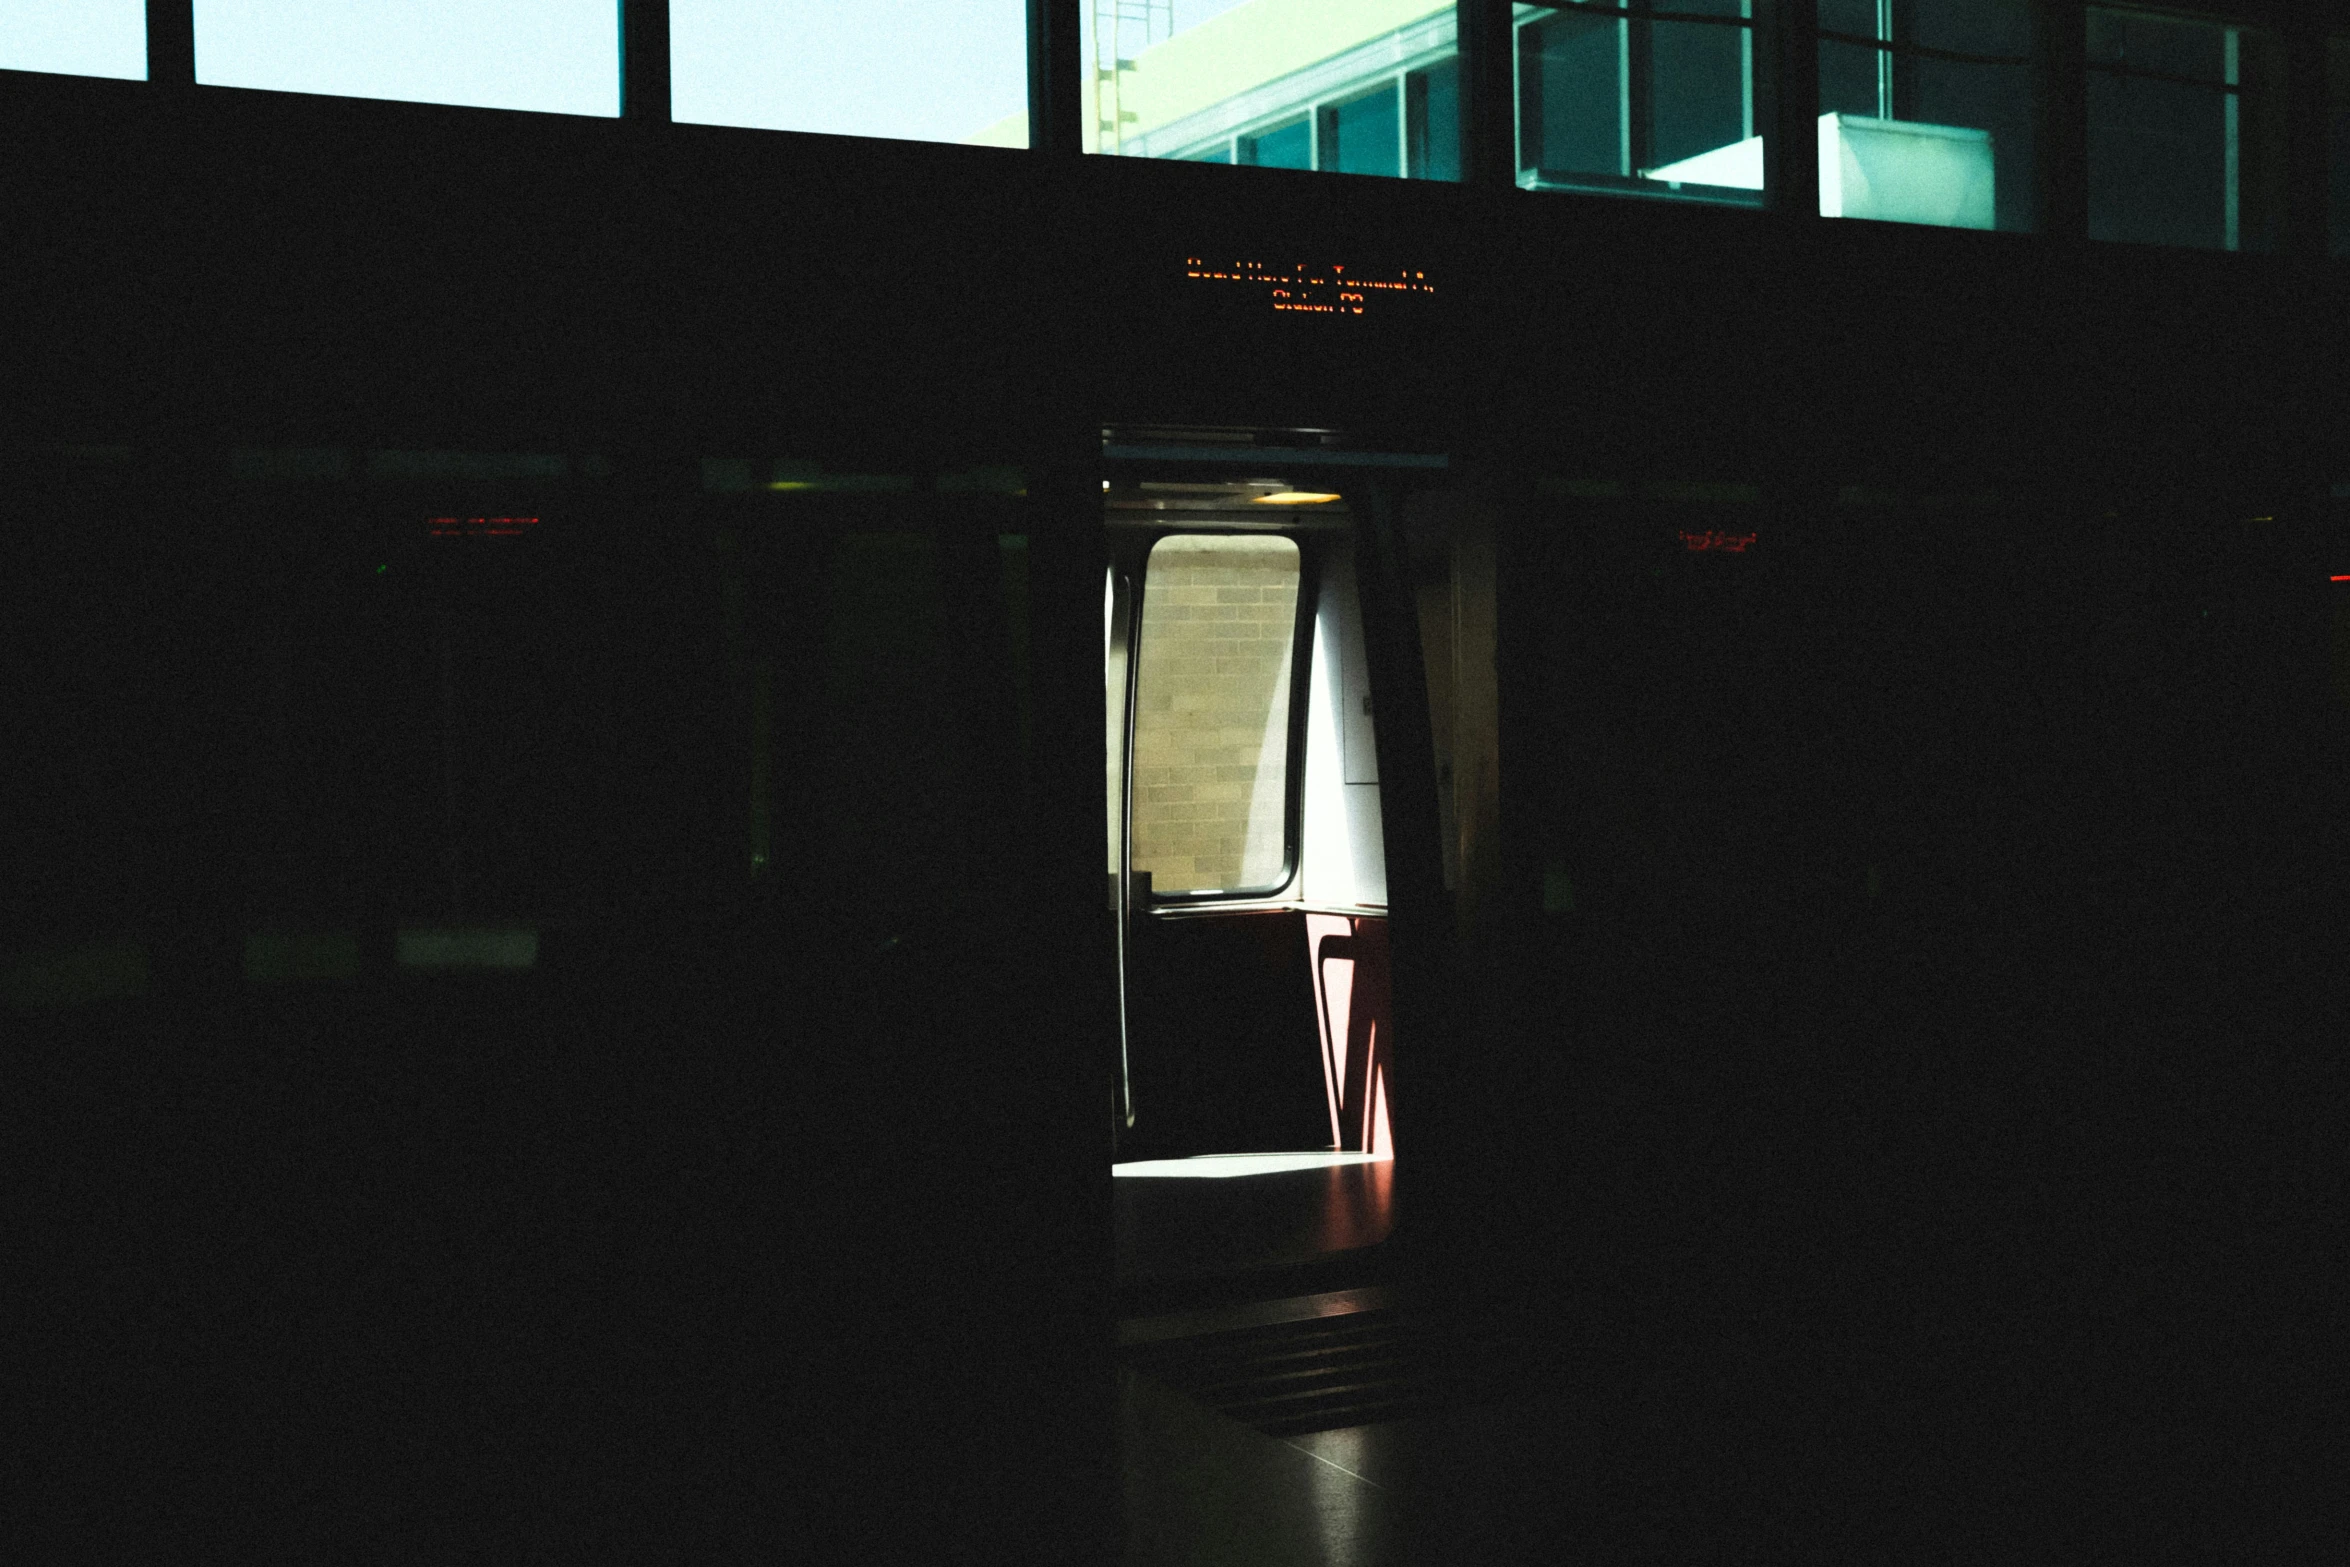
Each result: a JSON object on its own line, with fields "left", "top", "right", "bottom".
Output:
{"left": 1129, "top": 536, "right": 1300, "bottom": 893}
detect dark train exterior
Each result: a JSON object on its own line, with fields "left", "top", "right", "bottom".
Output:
{"left": 7, "top": 6, "right": 2344, "bottom": 1559}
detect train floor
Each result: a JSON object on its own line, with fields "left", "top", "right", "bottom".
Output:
{"left": 1113, "top": 1152, "right": 1395, "bottom": 1303}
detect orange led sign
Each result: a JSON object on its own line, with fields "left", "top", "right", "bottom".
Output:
{"left": 1185, "top": 258, "right": 1435, "bottom": 316}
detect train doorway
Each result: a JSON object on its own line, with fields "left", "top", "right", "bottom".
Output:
{"left": 1102, "top": 436, "right": 1445, "bottom": 1304}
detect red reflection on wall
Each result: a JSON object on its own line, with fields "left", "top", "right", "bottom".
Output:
{"left": 1679, "top": 529, "right": 1756, "bottom": 553}
{"left": 427, "top": 516, "right": 540, "bottom": 538}
{"left": 1307, "top": 913, "right": 1393, "bottom": 1158}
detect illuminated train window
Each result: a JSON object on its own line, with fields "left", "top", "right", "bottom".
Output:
{"left": 1129, "top": 535, "right": 1303, "bottom": 898}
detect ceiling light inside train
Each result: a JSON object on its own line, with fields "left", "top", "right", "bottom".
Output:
{"left": 1252, "top": 491, "right": 1341, "bottom": 505}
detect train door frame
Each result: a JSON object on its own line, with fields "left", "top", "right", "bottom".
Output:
{"left": 1101, "top": 447, "right": 1451, "bottom": 1174}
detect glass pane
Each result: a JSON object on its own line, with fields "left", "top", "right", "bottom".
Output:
{"left": 0, "top": 0, "right": 144, "bottom": 81}
{"left": 674, "top": 0, "right": 1028, "bottom": 147}
{"left": 1240, "top": 116, "right": 1311, "bottom": 168}
{"left": 1408, "top": 58, "right": 1461, "bottom": 180}
{"left": 192, "top": 0, "right": 620, "bottom": 117}
{"left": 1086, "top": 0, "right": 1459, "bottom": 182}
{"left": 1816, "top": 0, "right": 2035, "bottom": 232}
{"left": 1129, "top": 536, "right": 1302, "bottom": 898}
{"left": 1517, "top": 1, "right": 1767, "bottom": 208}
{"left": 2086, "top": 7, "right": 2285, "bottom": 252}
{"left": 1320, "top": 82, "right": 1401, "bottom": 177}
{"left": 2330, "top": 38, "right": 2350, "bottom": 258}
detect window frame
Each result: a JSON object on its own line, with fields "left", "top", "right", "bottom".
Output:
{"left": 1512, "top": 0, "right": 1770, "bottom": 207}
{"left": 2081, "top": 1, "right": 2289, "bottom": 252}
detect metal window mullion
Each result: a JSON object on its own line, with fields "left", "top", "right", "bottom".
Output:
{"left": 1876, "top": 0, "right": 1894, "bottom": 119}
{"left": 147, "top": 0, "right": 194, "bottom": 86}
{"left": 1398, "top": 69, "right": 1411, "bottom": 177}
{"left": 2225, "top": 25, "right": 2241, "bottom": 250}
{"left": 1619, "top": 15, "right": 1633, "bottom": 176}
{"left": 1742, "top": 0, "right": 1754, "bottom": 139}
{"left": 620, "top": 0, "right": 671, "bottom": 122}
{"left": 1512, "top": 16, "right": 1527, "bottom": 174}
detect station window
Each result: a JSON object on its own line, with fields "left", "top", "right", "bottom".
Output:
{"left": 2330, "top": 36, "right": 2350, "bottom": 258}
{"left": 1816, "top": 0, "right": 2035, "bottom": 232}
{"left": 1517, "top": 0, "right": 1769, "bottom": 208}
{"left": 1409, "top": 57, "right": 1463, "bottom": 179}
{"left": 192, "top": 0, "right": 620, "bottom": 117}
{"left": 1129, "top": 536, "right": 1303, "bottom": 899}
{"left": 677, "top": 0, "right": 1028, "bottom": 147}
{"left": 1240, "top": 116, "right": 1312, "bottom": 168}
{"left": 1084, "top": 1, "right": 1461, "bottom": 181}
{"left": 0, "top": 0, "right": 144, "bottom": 81}
{"left": 1321, "top": 82, "right": 1403, "bottom": 178}
{"left": 2085, "top": 6, "right": 2285, "bottom": 252}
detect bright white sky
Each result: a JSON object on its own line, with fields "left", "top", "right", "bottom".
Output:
{"left": 0, "top": 0, "right": 146, "bottom": 80}
{"left": 0, "top": 2, "right": 1259, "bottom": 140}
{"left": 190, "top": 1, "right": 622, "bottom": 116}
{"left": 668, "top": 0, "right": 1025, "bottom": 142}
{"left": 185, "top": 1, "right": 1030, "bottom": 140}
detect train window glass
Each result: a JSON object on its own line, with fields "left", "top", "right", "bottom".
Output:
{"left": 2084, "top": 6, "right": 2285, "bottom": 252}
{"left": 0, "top": 0, "right": 145, "bottom": 81}
{"left": 2330, "top": 37, "right": 2350, "bottom": 258}
{"left": 1083, "top": 0, "right": 1461, "bottom": 182}
{"left": 192, "top": 0, "right": 620, "bottom": 117}
{"left": 1517, "top": 0, "right": 1769, "bottom": 208}
{"left": 673, "top": 0, "right": 1028, "bottom": 147}
{"left": 1816, "top": 0, "right": 2034, "bottom": 232}
{"left": 1130, "top": 536, "right": 1302, "bottom": 897}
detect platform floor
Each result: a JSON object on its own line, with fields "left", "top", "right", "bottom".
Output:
{"left": 1113, "top": 1154, "right": 1528, "bottom": 1565}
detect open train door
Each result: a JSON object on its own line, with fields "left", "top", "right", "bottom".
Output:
{"left": 1101, "top": 434, "right": 1450, "bottom": 1294}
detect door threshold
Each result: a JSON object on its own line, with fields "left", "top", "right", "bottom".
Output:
{"left": 1115, "top": 1237, "right": 1399, "bottom": 1320}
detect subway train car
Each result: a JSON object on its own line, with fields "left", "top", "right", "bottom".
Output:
{"left": 9, "top": 6, "right": 2348, "bottom": 1562}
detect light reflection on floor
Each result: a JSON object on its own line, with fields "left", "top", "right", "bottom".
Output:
{"left": 1113, "top": 1151, "right": 1389, "bottom": 1179}
{"left": 1115, "top": 1154, "right": 1395, "bottom": 1286}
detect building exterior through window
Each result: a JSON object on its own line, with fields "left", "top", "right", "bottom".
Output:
{"left": 967, "top": 0, "right": 1463, "bottom": 179}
